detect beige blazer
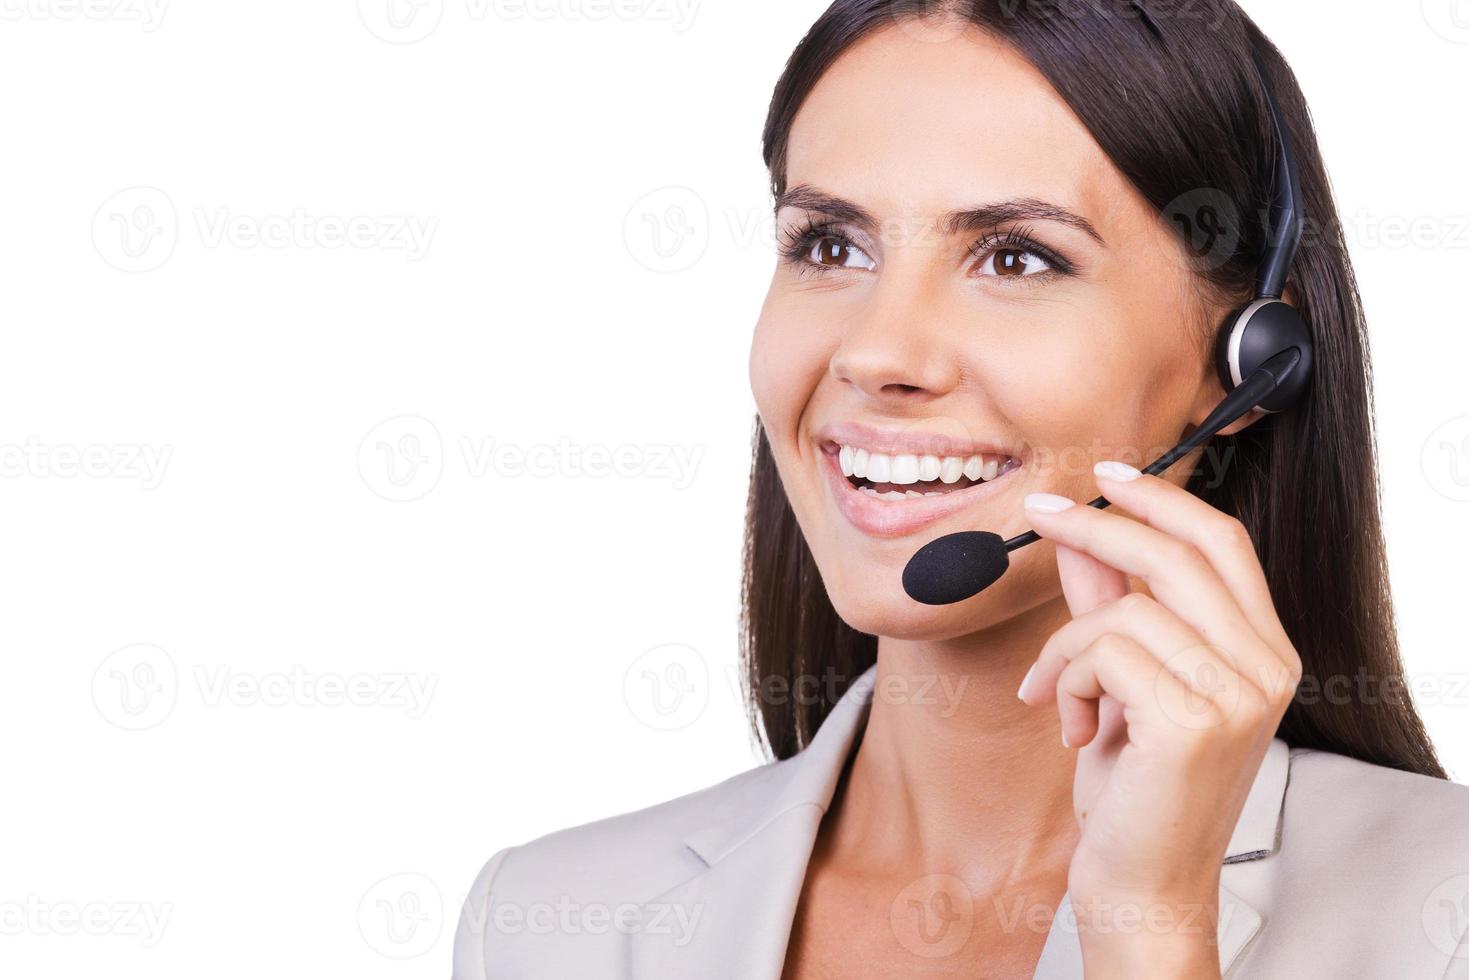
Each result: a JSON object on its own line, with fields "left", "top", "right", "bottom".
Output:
{"left": 452, "top": 663, "right": 1469, "bottom": 978}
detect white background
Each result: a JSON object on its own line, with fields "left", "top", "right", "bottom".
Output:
{"left": 2, "top": 1, "right": 1467, "bottom": 976}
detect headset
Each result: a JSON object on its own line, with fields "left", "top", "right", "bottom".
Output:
{"left": 901, "top": 46, "right": 1315, "bottom": 606}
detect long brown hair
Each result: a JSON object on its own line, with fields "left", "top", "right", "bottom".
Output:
{"left": 739, "top": 0, "right": 1446, "bottom": 778}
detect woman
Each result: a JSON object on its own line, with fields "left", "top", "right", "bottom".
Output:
{"left": 453, "top": 2, "right": 1469, "bottom": 977}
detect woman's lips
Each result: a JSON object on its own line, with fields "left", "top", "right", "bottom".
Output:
{"left": 820, "top": 443, "right": 1021, "bottom": 539}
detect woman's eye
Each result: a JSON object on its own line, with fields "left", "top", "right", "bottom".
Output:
{"left": 975, "top": 247, "right": 1054, "bottom": 279}
{"left": 807, "top": 237, "right": 875, "bottom": 271}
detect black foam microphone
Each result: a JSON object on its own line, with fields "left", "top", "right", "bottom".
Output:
{"left": 901, "top": 348, "right": 1303, "bottom": 606}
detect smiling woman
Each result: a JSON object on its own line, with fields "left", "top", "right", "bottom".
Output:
{"left": 452, "top": 2, "right": 1469, "bottom": 979}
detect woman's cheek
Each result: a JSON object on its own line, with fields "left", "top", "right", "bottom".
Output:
{"left": 748, "top": 300, "right": 835, "bottom": 439}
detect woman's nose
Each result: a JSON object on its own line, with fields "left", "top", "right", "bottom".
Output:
{"left": 827, "top": 276, "right": 965, "bottom": 401}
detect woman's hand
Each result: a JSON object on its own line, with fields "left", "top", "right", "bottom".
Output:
{"left": 1015, "top": 459, "right": 1302, "bottom": 979}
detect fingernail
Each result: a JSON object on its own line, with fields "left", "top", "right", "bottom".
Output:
{"left": 1017, "top": 662, "right": 1038, "bottom": 700}
{"left": 1094, "top": 460, "right": 1142, "bottom": 482}
{"left": 1061, "top": 730, "right": 1070, "bottom": 749}
{"left": 1023, "top": 493, "right": 1075, "bottom": 513}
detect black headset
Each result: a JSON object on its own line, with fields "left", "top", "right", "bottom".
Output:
{"left": 901, "top": 48, "right": 1316, "bottom": 606}
{"left": 1211, "top": 48, "right": 1313, "bottom": 415}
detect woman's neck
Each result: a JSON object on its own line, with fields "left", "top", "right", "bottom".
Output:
{"left": 828, "top": 594, "right": 1082, "bottom": 888}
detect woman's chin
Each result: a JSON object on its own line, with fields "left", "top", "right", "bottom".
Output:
{"left": 826, "top": 580, "right": 998, "bottom": 642}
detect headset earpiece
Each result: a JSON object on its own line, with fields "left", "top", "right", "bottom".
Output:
{"left": 1214, "top": 297, "right": 1313, "bottom": 414}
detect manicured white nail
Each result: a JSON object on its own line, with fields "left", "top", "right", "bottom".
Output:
{"left": 1017, "top": 662, "right": 1038, "bottom": 700}
{"left": 1023, "top": 493, "right": 1075, "bottom": 513}
{"left": 1094, "top": 460, "right": 1142, "bottom": 482}
{"left": 1061, "top": 729, "right": 1070, "bottom": 749}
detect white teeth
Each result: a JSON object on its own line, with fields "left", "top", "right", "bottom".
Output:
{"left": 889, "top": 454, "right": 919, "bottom": 484}
{"left": 837, "top": 443, "right": 1017, "bottom": 490}
{"left": 857, "top": 487, "right": 909, "bottom": 500}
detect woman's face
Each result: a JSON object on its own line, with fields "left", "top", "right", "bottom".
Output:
{"left": 749, "top": 22, "right": 1247, "bottom": 640}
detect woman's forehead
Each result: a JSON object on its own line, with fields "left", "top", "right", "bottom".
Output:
{"left": 782, "top": 23, "right": 1144, "bottom": 241}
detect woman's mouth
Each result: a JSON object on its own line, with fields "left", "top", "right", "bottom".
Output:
{"left": 818, "top": 440, "right": 1023, "bottom": 539}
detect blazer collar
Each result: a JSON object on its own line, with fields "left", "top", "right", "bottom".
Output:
{"left": 629, "top": 663, "right": 1291, "bottom": 979}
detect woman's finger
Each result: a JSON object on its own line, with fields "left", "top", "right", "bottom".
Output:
{"left": 1054, "top": 632, "right": 1214, "bottom": 750}
{"left": 1092, "top": 461, "right": 1301, "bottom": 689}
{"left": 1021, "top": 592, "right": 1264, "bottom": 729}
{"left": 1054, "top": 539, "right": 1130, "bottom": 618}
{"left": 1022, "top": 488, "right": 1287, "bottom": 701}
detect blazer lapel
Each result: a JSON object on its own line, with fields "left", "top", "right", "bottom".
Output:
{"left": 625, "top": 665, "right": 880, "bottom": 979}
{"left": 629, "top": 666, "right": 1290, "bottom": 980}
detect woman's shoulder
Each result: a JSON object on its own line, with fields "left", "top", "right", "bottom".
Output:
{"left": 1282, "top": 743, "right": 1469, "bottom": 848}
{"left": 451, "top": 751, "right": 796, "bottom": 977}
{"left": 473, "top": 749, "right": 795, "bottom": 887}
{"left": 1253, "top": 746, "right": 1469, "bottom": 974}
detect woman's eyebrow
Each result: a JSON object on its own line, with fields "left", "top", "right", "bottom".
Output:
{"left": 775, "top": 184, "right": 1106, "bottom": 247}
